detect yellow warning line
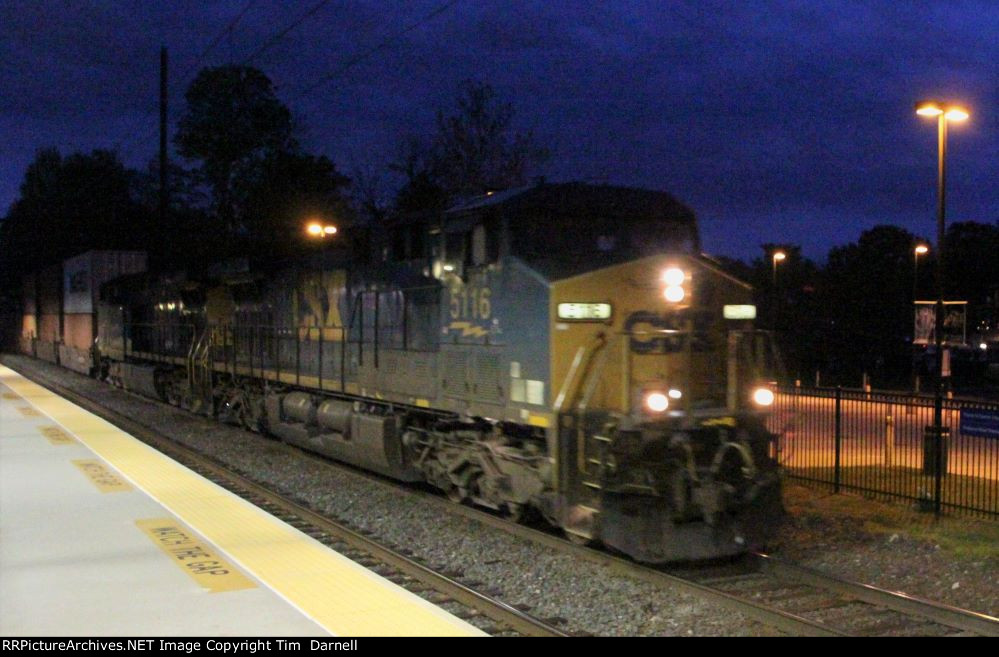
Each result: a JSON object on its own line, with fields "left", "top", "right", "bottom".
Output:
{"left": 136, "top": 518, "right": 255, "bottom": 592}
{"left": 72, "top": 459, "right": 132, "bottom": 492}
{"left": 0, "top": 366, "right": 485, "bottom": 637}
{"left": 39, "top": 425, "right": 77, "bottom": 445}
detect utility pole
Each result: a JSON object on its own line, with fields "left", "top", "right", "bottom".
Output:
{"left": 159, "top": 46, "right": 168, "bottom": 227}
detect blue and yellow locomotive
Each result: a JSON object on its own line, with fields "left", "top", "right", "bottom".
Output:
{"left": 94, "top": 182, "right": 783, "bottom": 562}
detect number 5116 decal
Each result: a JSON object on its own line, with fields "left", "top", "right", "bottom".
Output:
{"left": 449, "top": 286, "right": 491, "bottom": 320}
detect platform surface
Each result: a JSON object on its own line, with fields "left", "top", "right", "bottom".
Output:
{"left": 0, "top": 365, "right": 484, "bottom": 637}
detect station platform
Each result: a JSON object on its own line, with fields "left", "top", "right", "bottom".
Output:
{"left": 0, "top": 365, "right": 484, "bottom": 637}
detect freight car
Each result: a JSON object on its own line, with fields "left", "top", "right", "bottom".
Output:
{"left": 36, "top": 183, "right": 785, "bottom": 562}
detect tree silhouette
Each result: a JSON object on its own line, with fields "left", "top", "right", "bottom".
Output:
{"left": 392, "top": 80, "right": 548, "bottom": 211}
{"left": 237, "top": 151, "right": 352, "bottom": 256}
{"left": 175, "top": 66, "right": 294, "bottom": 234}
{"left": 0, "top": 148, "right": 145, "bottom": 288}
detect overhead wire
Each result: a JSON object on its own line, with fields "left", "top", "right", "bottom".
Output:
{"left": 114, "top": 0, "right": 261, "bottom": 160}
{"left": 292, "top": 0, "right": 461, "bottom": 101}
{"left": 240, "top": 0, "right": 333, "bottom": 65}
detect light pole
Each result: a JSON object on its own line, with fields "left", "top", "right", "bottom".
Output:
{"left": 915, "top": 100, "right": 968, "bottom": 513}
{"left": 772, "top": 250, "right": 786, "bottom": 331}
{"left": 911, "top": 244, "right": 928, "bottom": 391}
{"left": 306, "top": 219, "right": 339, "bottom": 384}
{"left": 913, "top": 244, "right": 928, "bottom": 304}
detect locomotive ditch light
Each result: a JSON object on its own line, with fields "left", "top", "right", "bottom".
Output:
{"left": 644, "top": 391, "right": 669, "bottom": 413}
{"left": 752, "top": 387, "right": 775, "bottom": 407}
{"left": 661, "top": 266, "right": 688, "bottom": 304}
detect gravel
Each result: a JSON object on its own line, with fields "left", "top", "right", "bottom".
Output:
{"left": 5, "top": 354, "right": 996, "bottom": 635}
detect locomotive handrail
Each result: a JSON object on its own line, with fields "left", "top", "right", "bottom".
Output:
{"left": 554, "top": 347, "right": 587, "bottom": 414}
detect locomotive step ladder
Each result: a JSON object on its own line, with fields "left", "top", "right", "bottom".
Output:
{"left": 186, "top": 327, "right": 213, "bottom": 413}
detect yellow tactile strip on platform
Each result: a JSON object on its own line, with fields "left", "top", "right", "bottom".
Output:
{"left": 136, "top": 517, "right": 256, "bottom": 592}
{"left": 0, "top": 366, "right": 486, "bottom": 637}
{"left": 72, "top": 459, "right": 132, "bottom": 492}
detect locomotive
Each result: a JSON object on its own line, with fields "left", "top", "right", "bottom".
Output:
{"left": 24, "top": 182, "right": 784, "bottom": 562}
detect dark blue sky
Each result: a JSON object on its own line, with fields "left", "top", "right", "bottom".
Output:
{"left": 2, "top": 0, "right": 996, "bottom": 261}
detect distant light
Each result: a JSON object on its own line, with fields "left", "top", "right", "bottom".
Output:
{"left": 916, "top": 101, "right": 969, "bottom": 122}
{"left": 668, "top": 389, "right": 682, "bottom": 400}
{"left": 662, "top": 267, "right": 685, "bottom": 286}
{"left": 323, "top": 225, "right": 337, "bottom": 235}
{"left": 916, "top": 103, "right": 943, "bottom": 117}
{"left": 753, "top": 387, "right": 775, "bottom": 407}
{"left": 914, "top": 244, "right": 929, "bottom": 255}
{"left": 644, "top": 392, "right": 669, "bottom": 413}
{"left": 982, "top": 343, "right": 989, "bottom": 351}
{"left": 664, "top": 285, "right": 685, "bottom": 303}
{"left": 773, "top": 251, "right": 786, "bottom": 262}
{"left": 442, "top": 263, "right": 455, "bottom": 272}
{"left": 307, "top": 223, "right": 323, "bottom": 236}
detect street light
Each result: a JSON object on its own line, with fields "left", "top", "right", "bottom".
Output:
{"left": 771, "top": 250, "right": 786, "bottom": 331}
{"left": 772, "top": 250, "right": 786, "bottom": 287}
{"left": 915, "top": 99, "right": 968, "bottom": 513}
{"left": 911, "top": 244, "right": 929, "bottom": 391}
{"left": 913, "top": 244, "right": 928, "bottom": 302}
{"left": 307, "top": 221, "right": 338, "bottom": 237}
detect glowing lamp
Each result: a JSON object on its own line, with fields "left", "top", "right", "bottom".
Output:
{"left": 662, "top": 267, "right": 685, "bottom": 286}
{"left": 644, "top": 392, "right": 669, "bottom": 413}
{"left": 753, "top": 387, "right": 775, "bottom": 407}
{"left": 664, "top": 286, "right": 685, "bottom": 303}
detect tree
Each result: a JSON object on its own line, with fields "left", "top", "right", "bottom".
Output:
{"left": 237, "top": 151, "right": 352, "bottom": 256}
{"left": 944, "top": 221, "right": 999, "bottom": 331}
{"left": 0, "top": 148, "right": 145, "bottom": 289}
{"left": 745, "top": 244, "right": 824, "bottom": 381}
{"left": 175, "top": 66, "right": 294, "bottom": 234}
{"left": 392, "top": 80, "right": 548, "bottom": 211}
{"left": 819, "top": 225, "right": 924, "bottom": 385}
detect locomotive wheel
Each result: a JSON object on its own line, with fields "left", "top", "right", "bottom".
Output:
{"left": 504, "top": 503, "right": 525, "bottom": 523}
{"left": 446, "top": 486, "right": 467, "bottom": 504}
{"left": 564, "top": 530, "right": 594, "bottom": 547}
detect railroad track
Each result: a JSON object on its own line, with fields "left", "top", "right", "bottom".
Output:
{"left": 9, "top": 358, "right": 998, "bottom": 637}
{"left": 8, "top": 363, "right": 567, "bottom": 638}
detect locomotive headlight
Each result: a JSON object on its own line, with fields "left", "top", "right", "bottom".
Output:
{"left": 644, "top": 391, "right": 669, "bottom": 413}
{"left": 662, "top": 267, "right": 685, "bottom": 286}
{"left": 664, "top": 285, "right": 685, "bottom": 303}
{"left": 753, "top": 387, "right": 775, "bottom": 406}
{"left": 662, "top": 267, "right": 687, "bottom": 303}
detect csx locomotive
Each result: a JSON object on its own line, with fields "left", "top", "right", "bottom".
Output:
{"left": 26, "top": 183, "right": 784, "bottom": 562}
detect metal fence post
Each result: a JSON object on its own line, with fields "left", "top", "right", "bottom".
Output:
{"left": 935, "top": 417, "right": 944, "bottom": 518}
{"left": 834, "top": 386, "right": 842, "bottom": 493}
